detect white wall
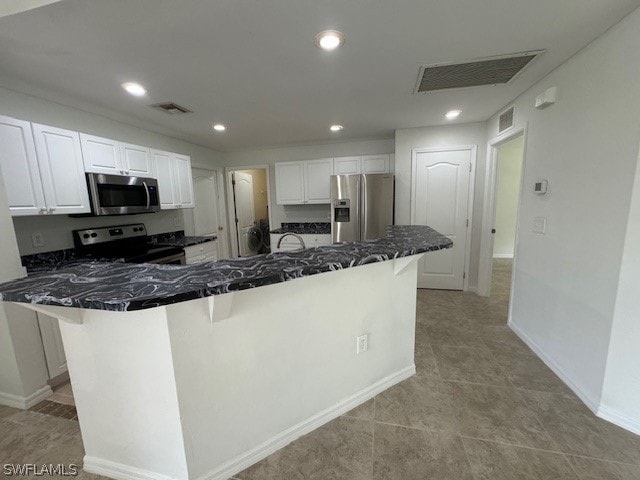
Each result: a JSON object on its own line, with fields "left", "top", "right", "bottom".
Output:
{"left": 601, "top": 146, "right": 640, "bottom": 434}
{"left": 223, "top": 138, "right": 395, "bottom": 228}
{"left": 395, "top": 123, "right": 487, "bottom": 289}
{"left": 0, "top": 166, "right": 50, "bottom": 407}
{"left": 493, "top": 136, "right": 524, "bottom": 258}
{"left": 488, "top": 7, "right": 640, "bottom": 414}
{"left": 0, "top": 85, "right": 224, "bottom": 255}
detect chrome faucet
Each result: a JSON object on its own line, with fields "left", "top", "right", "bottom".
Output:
{"left": 277, "top": 233, "right": 306, "bottom": 249}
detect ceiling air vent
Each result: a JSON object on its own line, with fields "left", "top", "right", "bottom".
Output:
{"left": 150, "top": 102, "right": 193, "bottom": 115}
{"left": 415, "top": 51, "right": 543, "bottom": 93}
{"left": 499, "top": 107, "right": 515, "bottom": 133}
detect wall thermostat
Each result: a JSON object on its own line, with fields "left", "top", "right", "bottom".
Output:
{"left": 534, "top": 179, "right": 548, "bottom": 195}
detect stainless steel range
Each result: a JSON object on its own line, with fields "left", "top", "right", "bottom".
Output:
{"left": 73, "top": 224, "right": 186, "bottom": 265}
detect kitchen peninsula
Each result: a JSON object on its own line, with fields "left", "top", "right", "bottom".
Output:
{"left": 0, "top": 226, "right": 451, "bottom": 480}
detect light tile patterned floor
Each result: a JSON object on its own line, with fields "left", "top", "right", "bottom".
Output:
{"left": 1, "top": 260, "right": 639, "bottom": 479}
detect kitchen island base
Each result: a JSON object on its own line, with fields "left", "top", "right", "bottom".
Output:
{"left": 19, "top": 255, "right": 423, "bottom": 480}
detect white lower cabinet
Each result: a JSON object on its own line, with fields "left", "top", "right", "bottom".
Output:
{"left": 152, "top": 149, "right": 194, "bottom": 209}
{"left": 270, "top": 234, "right": 331, "bottom": 252}
{"left": 185, "top": 241, "right": 218, "bottom": 264}
{"left": 37, "top": 313, "right": 68, "bottom": 379}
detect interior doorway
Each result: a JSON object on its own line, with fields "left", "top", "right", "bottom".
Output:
{"left": 478, "top": 128, "right": 526, "bottom": 307}
{"left": 225, "top": 166, "right": 271, "bottom": 258}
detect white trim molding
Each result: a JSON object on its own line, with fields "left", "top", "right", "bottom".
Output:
{"left": 84, "top": 457, "right": 178, "bottom": 480}
{"left": 492, "top": 254, "right": 514, "bottom": 259}
{"left": 597, "top": 404, "right": 640, "bottom": 437}
{"left": 0, "top": 385, "right": 52, "bottom": 409}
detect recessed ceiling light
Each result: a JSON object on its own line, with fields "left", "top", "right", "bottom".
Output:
{"left": 315, "top": 30, "right": 345, "bottom": 51}
{"left": 212, "top": 124, "right": 226, "bottom": 132}
{"left": 445, "top": 109, "right": 462, "bottom": 120}
{"left": 121, "top": 82, "right": 146, "bottom": 97}
{"left": 330, "top": 124, "right": 344, "bottom": 132}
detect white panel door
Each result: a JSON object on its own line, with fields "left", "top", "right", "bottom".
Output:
{"left": 37, "top": 313, "right": 68, "bottom": 379}
{"left": 32, "top": 123, "right": 91, "bottom": 215}
{"left": 80, "top": 133, "right": 122, "bottom": 175}
{"left": 0, "top": 115, "right": 46, "bottom": 216}
{"left": 174, "top": 154, "right": 194, "bottom": 208}
{"left": 120, "top": 142, "right": 153, "bottom": 177}
{"left": 413, "top": 148, "right": 472, "bottom": 290}
{"left": 233, "top": 172, "right": 256, "bottom": 257}
{"left": 275, "top": 162, "right": 304, "bottom": 204}
{"left": 334, "top": 156, "right": 361, "bottom": 175}
{"left": 362, "top": 154, "right": 390, "bottom": 174}
{"left": 304, "top": 158, "right": 333, "bottom": 204}
{"left": 152, "top": 149, "right": 178, "bottom": 209}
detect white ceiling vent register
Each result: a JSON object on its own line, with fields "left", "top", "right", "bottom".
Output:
{"left": 415, "top": 51, "right": 543, "bottom": 93}
{"left": 150, "top": 102, "right": 193, "bottom": 114}
{"left": 498, "top": 107, "right": 515, "bottom": 133}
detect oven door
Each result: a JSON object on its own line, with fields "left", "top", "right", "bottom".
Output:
{"left": 147, "top": 252, "right": 186, "bottom": 265}
{"left": 87, "top": 173, "right": 161, "bottom": 215}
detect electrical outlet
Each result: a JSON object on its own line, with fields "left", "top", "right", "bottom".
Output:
{"left": 31, "top": 232, "right": 45, "bottom": 248}
{"left": 173, "top": 217, "right": 180, "bottom": 227}
{"left": 356, "top": 334, "right": 368, "bottom": 354}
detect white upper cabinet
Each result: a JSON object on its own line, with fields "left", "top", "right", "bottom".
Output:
{"left": 31, "top": 123, "right": 91, "bottom": 215}
{"left": 120, "top": 142, "right": 153, "bottom": 177}
{"left": 304, "top": 158, "right": 333, "bottom": 204}
{"left": 334, "top": 156, "right": 362, "bottom": 175}
{"left": 80, "top": 133, "right": 121, "bottom": 175}
{"left": 361, "top": 155, "right": 390, "bottom": 174}
{"left": 275, "top": 161, "right": 305, "bottom": 204}
{"left": 82, "top": 134, "right": 154, "bottom": 178}
{"left": 0, "top": 115, "right": 47, "bottom": 216}
{"left": 174, "top": 154, "right": 194, "bottom": 208}
{"left": 152, "top": 149, "right": 193, "bottom": 209}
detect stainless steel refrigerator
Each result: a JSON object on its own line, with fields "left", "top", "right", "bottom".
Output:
{"left": 330, "top": 173, "right": 394, "bottom": 243}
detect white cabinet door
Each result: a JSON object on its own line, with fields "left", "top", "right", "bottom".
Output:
{"left": 80, "top": 133, "right": 122, "bottom": 175}
{"left": 0, "top": 115, "right": 47, "bottom": 216}
{"left": 362, "top": 154, "right": 390, "bottom": 174}
{"left": 120, "top": 142, "right": 154, "bottom": 177}
{"left": 304, "top": 158, "right": 333, "bottom": 204}
{"left": 174, "top": 154, "right": 194, "bottom": 208}
{"left": 153, "top": 149, "right": 178, "bottom": 209}
{"left": 275, "top": 162, "right": 305, "bottom": 204}
{"left": 37, "top": 313, "right": 67, "bottom": 379}
{"left": 334, "top": 156, "right": 361, "bottom": 175}
{"left": 32, "top": 123, "right": 91, "bottom": 215}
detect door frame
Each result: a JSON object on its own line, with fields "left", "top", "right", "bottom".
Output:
{"left": 411, "top": 145, "right": 477, "bottom": 291}
{"left": 477, "top": 126, "right": 528, "bottom": 298}
{"left": 225, "top": 165, "right": 273, "bottom": 258}
{"left": 190, "top": 166, "right": 231, "bottom": 260}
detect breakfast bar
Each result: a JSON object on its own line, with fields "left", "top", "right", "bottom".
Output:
{"left": 0, "top": 226, "right": 451, "bottom": 480}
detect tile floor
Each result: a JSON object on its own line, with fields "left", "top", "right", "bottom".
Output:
{"left": 1, "top": 259, "right": 639, "bottom": 479}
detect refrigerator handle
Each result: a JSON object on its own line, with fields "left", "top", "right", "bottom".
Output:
{"left": 360, "top": 175, "right": 366, "bottom": 241}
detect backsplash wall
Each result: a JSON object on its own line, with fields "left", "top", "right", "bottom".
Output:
{"left": 13, "top": 210, "right": 184, "bottom": 256}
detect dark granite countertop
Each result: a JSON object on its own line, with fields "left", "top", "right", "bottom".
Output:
{"left": 270, "top": 222, "right": 331, "bottom": 235}
{"left": 0, "top": 226, "right": 452, "bottom": 312}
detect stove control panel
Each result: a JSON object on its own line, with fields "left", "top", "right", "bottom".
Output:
{"left": 74, "top": 224, "right": 147, "bottom": 246}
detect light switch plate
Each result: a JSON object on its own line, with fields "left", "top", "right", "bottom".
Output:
{"left": 533, "top": 217, "right": 547, "bottom": 234}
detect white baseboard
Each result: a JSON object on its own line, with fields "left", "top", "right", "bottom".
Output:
{"left": 0, "top": 385, "right": 52, "bottom": 409}
{"left": 493, "top": 254, "right": 514, "bottom": 259}
{"left": 84, "top": 457, "right": 178, "bottom": 480}
{"left": 466, "top": 286, "right": 478, "bottom": 294}
{"left": 597, "top": 404, "right": 640, "bottom": 436}
{"left": 198, "top": 365, "right": 415, "bottom": 480}
{"left": 508, "top": 323, "right": 601, "bottom": 412}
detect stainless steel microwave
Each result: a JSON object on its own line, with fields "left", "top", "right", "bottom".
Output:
{"left": 86, "top": 173, "right": 160, "bottom": 216}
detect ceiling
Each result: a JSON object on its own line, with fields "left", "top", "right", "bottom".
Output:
{"left": 0, "top": 0, "right": 638, "bottom": 151}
